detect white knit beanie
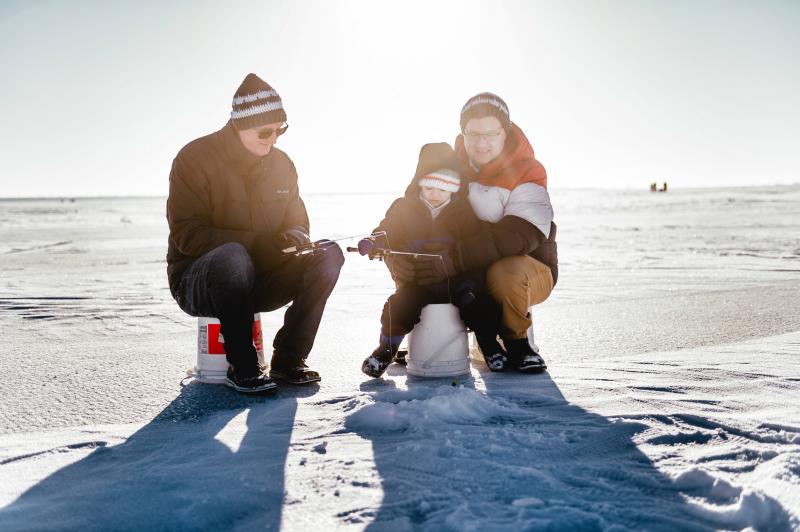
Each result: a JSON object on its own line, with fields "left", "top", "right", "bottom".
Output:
{"left": 418, "top": 168, "right": 461, "bottom": 193}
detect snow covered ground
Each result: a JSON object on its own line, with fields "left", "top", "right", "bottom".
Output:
{"left": 1, "top": 334, "right": 798, "bottom": 531}
{"left": 1, "top": 187, "right": 799, "bottom": 530}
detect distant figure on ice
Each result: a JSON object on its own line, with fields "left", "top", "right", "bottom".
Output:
{"left": 356, "top": 143, "right": 491, "bottom": 378}
{"left": 442, "top": 92, "right": 559, "bottom": 373}
{"left": 166, "top": 73, "right": 344, "bottom": 393}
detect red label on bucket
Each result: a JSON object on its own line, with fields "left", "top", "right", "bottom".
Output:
{"left": 207, "top": 323, "right": 225, "bottom": 355}
{"left": 253, "top": 320, "right": 263, "bottom": 353}
{"left": 206, "top": 321, "right": 263, "bottom": 356}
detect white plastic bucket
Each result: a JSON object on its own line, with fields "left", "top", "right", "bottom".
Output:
{"left": 407, "top": 304, "right": 470, "bottom": 377}
{"left": 196, "top": 313, "right": 265, "bottom": 384}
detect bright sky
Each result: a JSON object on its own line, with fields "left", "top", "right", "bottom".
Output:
{"left": 1, "top": 0, "right": 798, "bottom": 197}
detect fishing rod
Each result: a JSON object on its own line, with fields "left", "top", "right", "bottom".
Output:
{"left": 282, "top": 231, "right": 445, "bottom": 261}
{"left": 344, "top": 231, "right": 442, "bottom": 262}
{"left": 344, "top": 247, "right": 442, "bottom": 262}
{"left": 281, "top": 231, "right": 395, "bottom": 257}
{"left": 281, "top": 239, "right": 338, "bottom": 257}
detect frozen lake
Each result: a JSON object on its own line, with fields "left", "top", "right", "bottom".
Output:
{"left": 1, "top": 186, "right": 799, "bottom": 530}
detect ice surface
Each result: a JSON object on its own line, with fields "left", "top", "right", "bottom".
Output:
{"left": 1, "top": 335, "right": 798, "bottom": 530}
{"left": 0, "top": 187, "right": 799, "bottom": 530}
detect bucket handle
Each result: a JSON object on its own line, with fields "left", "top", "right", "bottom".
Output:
{"left": 418, "top": 328, "right": 468, "bottom": 369}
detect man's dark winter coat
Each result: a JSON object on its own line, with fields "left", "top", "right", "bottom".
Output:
{"left": 166, "top": 121, "right": 309, "bottom": 296}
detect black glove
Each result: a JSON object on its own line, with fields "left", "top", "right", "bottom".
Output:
{"left": 384, "top": 253, "right": 415, "bottom": 284}
{"left": 278, "top": 228, "right": 311, "bottom": 251}
{"left": 415, "top": 251, "right": 458, "bottom": 285}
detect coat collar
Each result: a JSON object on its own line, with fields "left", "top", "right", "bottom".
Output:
{"left": 454, "top": 123, "right": 547, "bottom": 190}
{"left": 219, "top": 120, "right": 268, "bottom": 174}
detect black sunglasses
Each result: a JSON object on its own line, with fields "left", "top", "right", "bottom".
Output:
{"left": 257, "top": 124, "right": 289, "bottom": 139}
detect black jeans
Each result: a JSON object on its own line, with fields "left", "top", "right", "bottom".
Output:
{"left": 176, "top": 242, "right": 344, "bottom": 371}
{"left": 380, "top": 272, "right": 501, "bottom": 337}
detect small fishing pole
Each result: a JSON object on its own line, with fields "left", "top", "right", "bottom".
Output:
{"left": 344, "top": 247, "right": 441, "bottom": 261}
{"left": 344, "top": 231, "right": 443, "bottom": 261}
{"left": 281, "top": 239, "right": 338, "bottom": 256}
{"left": 281, "top": 231, "right": 394, "bottom": 257}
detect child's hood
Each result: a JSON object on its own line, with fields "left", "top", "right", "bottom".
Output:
{"left": 401, "top": 142, "right": 469, "bottom": 202}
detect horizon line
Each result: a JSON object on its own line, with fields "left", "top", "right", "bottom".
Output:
{"left": 1, "top": 182, "right": 798, "bottom": 201}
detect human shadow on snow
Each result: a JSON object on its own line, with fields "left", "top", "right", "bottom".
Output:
{"left": 350, "top": 360, "right": 794, "bottom": 531}
{"left": 0, "top": 381, "right": 313, "bottom": 531}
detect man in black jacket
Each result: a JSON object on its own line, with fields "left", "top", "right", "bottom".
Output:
{"left": 167, "top": 73, "right": 344, "bottom": 393}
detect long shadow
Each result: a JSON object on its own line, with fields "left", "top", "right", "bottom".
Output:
{"left": 0, "top": 381, "right": 308, "bottom": 531}
{"left": 348, "top": 360, "right": 794, "bottom": 531}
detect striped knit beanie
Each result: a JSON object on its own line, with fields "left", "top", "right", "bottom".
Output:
{"left": 230, "top": 73, "right": 287, "bottom": 130}
{"left": 418, "top": 169, "right": 461, "bottom": 193}
{"left": 460, "top": 92, "right": 511, "bottom": 132}
{"left": 413, "top": 143, "right": 463, "bottom": 193}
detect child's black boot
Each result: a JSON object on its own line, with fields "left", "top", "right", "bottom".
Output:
{"left": 362, "top": 333, "right": 404, "bottom": 378}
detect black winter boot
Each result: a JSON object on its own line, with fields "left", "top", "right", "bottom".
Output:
{"left": 362, "top": 334, "right": 403, "bottom": 378}
{"left": 225, "top": 365, "right": 277, "bottom": 394}
{"left": 476, "top": 334, "right": 508, "bottom": 372}
{"left": 270, "top": 354, "right": 321, "bottom": 385}
{"left": 392, "top": 349, "right": 408, "bottom": 366}
{"left": 503, "top": 337, "right": 547, "bottom": 373}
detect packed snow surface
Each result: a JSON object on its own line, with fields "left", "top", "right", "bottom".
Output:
{"left": 1, "top": 187, "right": 799, "bottom": 530}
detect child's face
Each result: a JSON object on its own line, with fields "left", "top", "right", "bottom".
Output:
{"left": 421, "top": 186, "right": 452, "bottom": 208}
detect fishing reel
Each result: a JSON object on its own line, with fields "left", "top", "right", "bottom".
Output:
{"left": 342, "top": 232, "right": 379, "bottom": 260}
{"left": 346, "top": 232, "right": 397, "bottom": 261}
{"left": 345, "top": 245, "right": 390, "bottom": 261}
{"left": 347, "top": 240, "right": 392, "bottom": 260}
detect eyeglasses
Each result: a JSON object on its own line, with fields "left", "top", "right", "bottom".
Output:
{"left": 462, "top": 128, "right": 504, "bottom": 142}
{"left": 257, "top": 124, "right": 289, "bottom": 139}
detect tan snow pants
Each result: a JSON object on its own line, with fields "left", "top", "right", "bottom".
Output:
{"left": 486, "top": 255, "right": 554, "bottom": 339}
